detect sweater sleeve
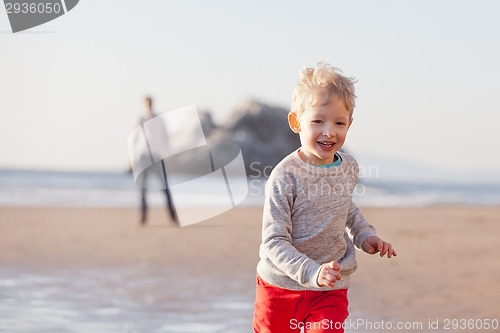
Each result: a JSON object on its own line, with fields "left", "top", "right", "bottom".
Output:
{"left": 346, "top": 200, "right": 377, "bottom": 249}
{"left": 344, "top": 155, "right": 377, "bottom": 249}
{"left": 260, "top": 173, "right": 322, "bottom": 288}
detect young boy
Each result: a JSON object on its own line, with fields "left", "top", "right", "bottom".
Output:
{"left": 253, "top": 62, "right": 396, "bottom": 333}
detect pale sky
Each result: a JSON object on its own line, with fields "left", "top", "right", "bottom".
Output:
{"left": 1, "top": 1, "right": 499, "bottom": 182}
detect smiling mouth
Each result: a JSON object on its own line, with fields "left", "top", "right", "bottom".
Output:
{"left": 318, "top": 141, "right": 335, "bottom": 148}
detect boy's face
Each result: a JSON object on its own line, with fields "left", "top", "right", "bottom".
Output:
{"left": 289, "top": 98, "right": 352, "bottom": 166}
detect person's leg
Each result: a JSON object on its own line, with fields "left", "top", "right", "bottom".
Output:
{"left": 253, "top": 275, "right": 303, "bottom": 333}
{"left": 303, "top": 289, "right": 349, "bottom": 333}
{"left": 159, "top": 160, "right": 178, "bottom": 225}
{"left": 163, "top": 188, "right": 178, "bottom": 224}
{"left": 141, "top": 188, "right": 147, "bottom": 224}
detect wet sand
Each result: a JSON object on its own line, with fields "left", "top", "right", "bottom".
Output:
{"left": 0, "top": 206, "right": 499, "bottom": 332}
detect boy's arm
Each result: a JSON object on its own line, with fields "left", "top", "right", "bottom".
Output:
{"left": 347, "top": 200, "right": 397, "bottom": 257}
{"left": 260, "top": 175, "right": 322, "bottom": 288}
{"left": 345, "top": 200, "right": 377, "bottom": 250}
{"left": 344, "top": 154, "right": 377, "bottom": 249}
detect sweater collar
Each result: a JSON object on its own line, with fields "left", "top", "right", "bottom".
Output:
{"left": 291, "top": 149, "right": 352, "bottom": 177}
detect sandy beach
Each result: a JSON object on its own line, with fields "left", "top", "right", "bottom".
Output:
{"left": 1, "top": 206, "right": 499, "bottom": 332}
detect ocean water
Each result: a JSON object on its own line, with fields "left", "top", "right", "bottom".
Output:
{"left": 0, "top": 168, "right": 499, "bottom": 208}
{"left": 0, "top": 266, "right": 255, "bottom": 333}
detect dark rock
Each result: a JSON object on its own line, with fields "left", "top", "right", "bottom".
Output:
{"left": 207, "top": 99, "right": 301, "bottom": 176}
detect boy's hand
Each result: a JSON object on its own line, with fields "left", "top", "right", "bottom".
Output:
{"left": 362, "top": 236, "right": 397, "bottom": 258}
{"left": 317, "top": 261, "right": 341, "bottom": 288}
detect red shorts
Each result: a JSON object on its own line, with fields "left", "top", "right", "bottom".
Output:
{"left": 253, "top": 274, "right": 349, "bottom": 333}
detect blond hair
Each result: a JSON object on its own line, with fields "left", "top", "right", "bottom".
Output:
{"left": 291, "top": 61, "right": 356, "bottom": 117}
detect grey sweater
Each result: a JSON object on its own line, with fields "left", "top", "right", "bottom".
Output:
{"left": 256, "top": 150, "right": 376, "bottom": 291}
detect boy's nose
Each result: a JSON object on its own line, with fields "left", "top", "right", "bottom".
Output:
{"left": 323, "top": 125, "right": 336, "bottom": 137}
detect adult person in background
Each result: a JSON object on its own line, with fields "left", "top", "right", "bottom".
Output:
{"left": 133, "top": 96, "right": 178, "bottom": 226}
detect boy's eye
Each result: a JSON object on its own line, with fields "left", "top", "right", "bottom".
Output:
{"left": 336, "top": 122, "right": 346, "bottom": 126}
{"left": 311, "top": 120, "right": 323, "bottom": 124}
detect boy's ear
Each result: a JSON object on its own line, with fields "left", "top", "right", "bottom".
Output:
{"left": 348, "top": 117, "right": 354, "bottom": 128}
{"left": 288, "top": 112, "right": 300, "bottom": 133}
